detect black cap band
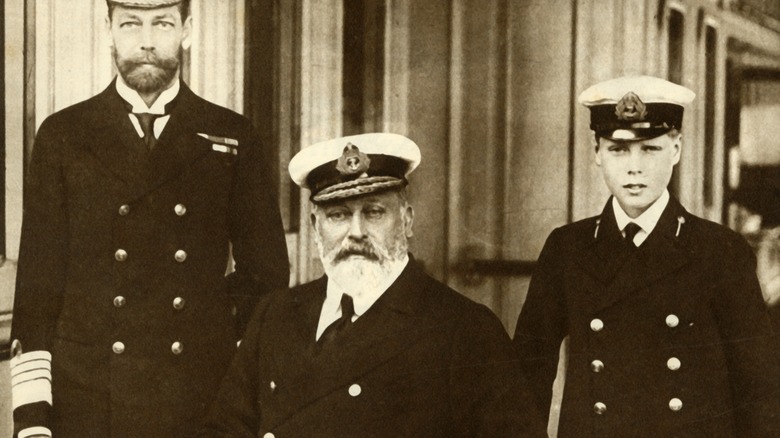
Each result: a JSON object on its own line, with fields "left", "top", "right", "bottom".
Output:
{"left": 306, "top": 154, "right": 409, "bottom": 199}
{"left": 590, "top": 103, "right": 684, "bottom": 135}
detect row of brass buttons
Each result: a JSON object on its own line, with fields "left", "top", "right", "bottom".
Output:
{"left": 113, "top": 296, "right": 186, "bottom": 310}
{"left": 112, "top": 341, "right": 184, "bottom": 355}
{"left": 118, "top": 204, "right": 188, "bottom": 217}
{"left": 114, "top": 249, "right": 188, "bottom": 262}
{"left": 589, "top": 314, "right": 681, "bottom": 333}
{"left": 593, "top": 398, "right": 683, "bottom": 415}
{"left": 262, "top": 380, "right": 363, "bottom": 438}
{"left": 589, "top": 357, "right": 681, "bottom": 373}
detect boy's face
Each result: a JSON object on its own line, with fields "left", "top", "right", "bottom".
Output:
{"left": 595, "top": 132, "right": 681, "bottom": 218}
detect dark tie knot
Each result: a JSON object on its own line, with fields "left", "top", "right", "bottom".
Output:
{"left": 317, "top": 293, "right": 355, "bottom": 351}
{"left": 624, "top": 222, "right": 642, "bottom": 247}
{"left": 133, "top": 113, "right": 161, "bottom": 149}
{"left": 339, "top": 293, "right": 355, "bottom": 320}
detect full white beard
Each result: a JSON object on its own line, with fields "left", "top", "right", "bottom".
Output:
{"left": 325, "top": 257, "right": 398, "bottom": 300}
{"left": 315, "top": 231, "right": 407, "bottom": 300}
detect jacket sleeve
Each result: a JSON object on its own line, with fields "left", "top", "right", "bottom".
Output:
{"left": 227, "top": 125, "right": 289, "bottom": 336}
{"left": 11, "top": 116, "right": 69, "bottom": 438}
{"left": 712, "top": 233, "right": 780, "bottom": 436}
{"left": 512, "top": 228, "right": 568, "bottom": 420}
{"left": 449, "top": 304, "right": 547, "bottom": 437}
{"left": 198, "top": 295, "right": 273, "bottom": 437}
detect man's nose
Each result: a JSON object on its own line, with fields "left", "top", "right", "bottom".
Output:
{"left": 347, "top": 214, "right": 366, "bottom": 239}
{"left": 140, "top": 24, "right": 156, "bottom": 50}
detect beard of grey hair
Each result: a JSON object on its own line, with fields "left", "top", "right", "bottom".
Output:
{"left": 113, "top": 46, "right": 180, "bottom": 94}
{"left": 315, "top": 220, "right": 408, "bottom": 299}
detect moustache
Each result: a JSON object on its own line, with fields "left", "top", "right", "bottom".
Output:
{"left": 122, "top": 52, "right": 179, "bottom": 70}
{"left": 333, "top": 240, "right": 380, "bottom": 263}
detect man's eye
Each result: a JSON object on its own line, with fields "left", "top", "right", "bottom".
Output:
{"left": 327, "top": 211, "right": 347, "bottom": 221}
{"left": 120, "top": 21, "right": 140, "bottom": 28}
{"left": 156, "top": 21, "right": 175, "bottom": 28}
{"left": 365, "top": 209, "right": 384, "bottom": 219}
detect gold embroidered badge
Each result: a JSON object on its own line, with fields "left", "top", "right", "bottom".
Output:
{"left": 615, "top": 92, "right": 647, "bottom": 122}
{"left": 336, "top": 143, "right": 371, "bottom": 176}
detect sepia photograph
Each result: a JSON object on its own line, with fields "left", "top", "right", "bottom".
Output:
{"left": 2, "top": 0, "right": 780, "bottom": 436}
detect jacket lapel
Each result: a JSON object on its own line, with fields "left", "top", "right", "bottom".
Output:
{"left": 85, "top": 80, "right": 213, "bottom": 202}
{"left": 143, "top": 85, "right": 211, "bottom": 196}
{"left": 577, "top": 197, "right": 693, "bottom": 313}
{"left": 86, "top": 81, "right": 150, "bottom": 187}
{"left": 269, "top": 260, "right": 426, "bottom": 428}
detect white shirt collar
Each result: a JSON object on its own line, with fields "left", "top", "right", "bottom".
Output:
{"left": 316, "top": 255, "right": 409, "bottom": 340}
{"left": 613, "top": 189, "right": 669, "bottom": 244}
{"left": 115, "top": 75, "right": 180, "bottom": 115}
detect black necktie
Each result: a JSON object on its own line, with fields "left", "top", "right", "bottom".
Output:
{"left": 133, "top": 113, "right": 160, "bottom": 151}
{"left": 624, "top": 222, "right": 642, "bottom": 249}
{"left": 318, "top": 294, "right": 355, "bottom": 350}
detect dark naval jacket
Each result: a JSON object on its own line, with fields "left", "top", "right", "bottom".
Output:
{"left": 514, "top": 196, "right": 780, "bottom": 437}
{"left": 11, "top": 79, "right": 289, "bottom": 437}
{"left": 200, "top": 258, "right": 547, "bottom": 438}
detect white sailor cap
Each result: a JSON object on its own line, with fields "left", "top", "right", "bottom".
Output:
{"left": 578, "top": 75, "right": 696, "bottom": 141}
{"left": 289, "top": 133, "right": 421, "bottom": 203}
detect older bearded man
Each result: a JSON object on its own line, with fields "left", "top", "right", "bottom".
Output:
{"left": 9, "top": 1, "right": 288, "bottom": 437}
{"left": 199, "top": 133, "right": 546, "bottom": 438}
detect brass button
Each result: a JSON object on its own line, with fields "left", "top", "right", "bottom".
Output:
{"left": 171, "top": 341, "right": 184, "bottom": 355}
{"left": 590, "top": 359, "right": 604, "bottom": 373}
{"left": 269, "top": 381, "right": 277, "bottom": 392}
{"left": 593, "top": 402, "right": 607, "bottom": 415}
{"left": 115, "top": 249, "right": 128, "bottom": 262}
{"left": 667, "top": 357, "right": 681, "bottom": 371}
{"left": 348, "top": 384, "right": 362, "bottom": 397}
{"left": 669, "top": 398, "right": 683, "bottom": 411}
{"left": 173, "top": 297, "right": 185, "bottom": 310}
{"left": 174, "top": 250, "right": 187, "bottom": 263}
{"left": 666, "top": 314, "right": 679, "bottom": 328}
{"left": 113, "top": 296, "right": 126, "bottom": 308}
{"left": 590, "top": 318, "right": 604, "bottom": 332}
{"left": 112, "top": 341, "right": 125, "bottom": 354}
{"left": 263, "top": 433, "right": 275, "bottom": 438}
{"left": 118, "top": 204, "right": 130, "bottom": 216}
{"left": 174, "top": 204, "right": 187, "bottom": 216}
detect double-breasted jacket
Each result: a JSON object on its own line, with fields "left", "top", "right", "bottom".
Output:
{"left": 200, "top": 259, "right": 547, "bottom": 438}
{"left": 515, "top": 197, "right": 780, "bottom": 437}
{"left": 11, "top": 80, "right": 289, "bottom": 437}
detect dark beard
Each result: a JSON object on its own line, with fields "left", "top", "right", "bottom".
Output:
{"left": 114, "top": 47, "right": 180, "bottom": 94}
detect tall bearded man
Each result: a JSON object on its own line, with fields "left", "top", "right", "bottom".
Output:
{"left": 198, "top": 133, "right": 546, "bottom": 438}
{"left": 10, "top": 1, "right": 289, "bottom": 437}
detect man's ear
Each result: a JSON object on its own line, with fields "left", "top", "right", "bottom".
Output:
{"left": 403, "top": 205, "right": 415, "bottom": 238}
{"left": 181, "top": 16, "right": 193, "bottom": 50}
{"left": 104, "top": 16, "right": 114, "bottom": 47}
{"left": 671, "top": 135, "right": 682, "bottom": 166}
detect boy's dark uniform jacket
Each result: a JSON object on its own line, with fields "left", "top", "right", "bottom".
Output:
{"left": 11, "top": 79, "right": 289, "bottom": 437}
{"left": 199, "top": 259, "right": 547, "bottom": 438}
{"left": 515, "top": 196, "right": 780, "bottom": 437}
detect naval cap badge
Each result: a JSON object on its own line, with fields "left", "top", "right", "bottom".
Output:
{"left": 336, "top": 143, "right": 371, "bottom": 176}
{"left": 615, "top": 91, "right": 647, "bottom": 122}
